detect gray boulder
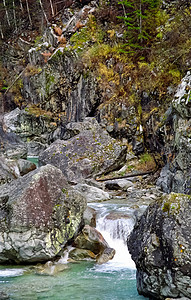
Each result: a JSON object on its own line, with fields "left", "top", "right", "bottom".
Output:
{"left": 75, "top": 184, "right": 110, "bottom": 202}
{"left": 3, "top": 108, "right": 57, "bottom": 144}
{"left": 0, "top": 125, "right": 27, "bottom": 159}
{"left": 83, "top": 206, "right": 96, "bottom": 227}
{"left": 0, "top": 158, "right": 16, "bottom": 185}
{"left": 0, "top": 157, "right": 36, "bottom": 186}
{"left": 27, "top": 141, "right": 47, "bottom": 156}
{"left": 73, "top": 225, "right": 115, "bottom": 264}
{"left": 128, "top": 193, "right": 191, "bottom": 299}
{"left": 0, "top": 164, "right": 87, "bottom": 263}
{"left": 105, "top": 179, "right": 135, "bottom": 191}
{"left": 39, "top": 120, "right": 127, "bottom": 183}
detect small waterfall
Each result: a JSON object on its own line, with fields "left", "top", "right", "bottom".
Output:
{"left": 90, "top": 203, "right": 136, "bottom": 271}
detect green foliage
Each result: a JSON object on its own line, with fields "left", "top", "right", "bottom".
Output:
{"left": 118, "top": 0, "right": 161, "bottom": 52}
{"left": 139, "top": 152, "right": 152, "bottom": 163}
{"left": 70, "top": 15, "right": 105, "bottom": 53}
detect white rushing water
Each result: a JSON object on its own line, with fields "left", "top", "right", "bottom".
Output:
{"left": 0, "top": 202, "right": 148, "bottom": 300}
{"left": 0, "top": 268, "right": 24, "bottom": 277}
{"left": 89, "top": 203, "right": 136, "bottom": 272}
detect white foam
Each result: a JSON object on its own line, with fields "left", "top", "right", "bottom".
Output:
{"left": 0, "top": 269, "right": 24, "bottom": 277}
{"left": 92, "top": 204, "right": 136, "bottom": 271}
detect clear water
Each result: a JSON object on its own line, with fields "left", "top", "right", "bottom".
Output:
{"left": 27, "top": 156, "right": 39, "bottom": 167}
{"left": 0, "top": 202, "right": 148, "bottom": 300}
{"left": 0, "top": 263, "right": 148, "bottom": 300}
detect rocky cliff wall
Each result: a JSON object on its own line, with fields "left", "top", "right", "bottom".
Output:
{"left": 157, "top": 72, "right": 191, "bottom": 194}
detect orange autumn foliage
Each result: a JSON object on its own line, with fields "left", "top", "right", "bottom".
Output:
{"left": 54, "top": 26, "right": 62, "bottom": 36}
{"left": 75, "top": 21, "right": 85, "bottom": 30}
{"left": 41, "top": 51, "right": 51, "bottom": 63}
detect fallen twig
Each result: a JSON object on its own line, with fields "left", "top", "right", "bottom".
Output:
{"left": 96, "top": 169, "right": 157, "bottom": 182}
{"left": 4, "top": 68, "right": 26, "bottom": 95}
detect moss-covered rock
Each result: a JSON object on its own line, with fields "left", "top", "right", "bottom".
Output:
{"left": 128, "top": 192, "right": 191, "bottom": 299}
{"left": 39, "top": 119, "right": 127, "bottom": 183}
{"left": 0, "top": 164, "right": 87, "bottom": 263}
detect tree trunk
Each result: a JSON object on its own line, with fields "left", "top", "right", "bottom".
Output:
{"left": 25, "top": 0, "right": 32, "bottom": 26}
{"left": 39, "top": 0, "right": 49, "bottom": 24}
{"left": 3, "top": 0, "right": 10, "bottom": 26}
{"left": 0, "top": 22, "right": 4, "bottom": 39}
{"left": 49, "top": 0, "right": 54, "bottom": 17}
{"left": 19, "top": 0, "right": 24, "bottom": 13}
{"left": 139, "top": 0, "right": 142, "bottom": 43}
{"left": 13, "top": 0, "right": 17, "bottom": 31}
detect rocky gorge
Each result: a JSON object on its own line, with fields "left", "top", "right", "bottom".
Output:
{"left": 0, "top": 0, "right": 191, "bottom": 299}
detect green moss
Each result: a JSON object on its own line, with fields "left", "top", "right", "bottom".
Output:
{"left": 161, "top": 193, "right": 191, "bottom": 215}
{"left": 50, "top": 49, "right": 64, "bottom": 63}
{"left": 162, "top": 202, "right": 170, "bottom": 213}
{"left": 45, "top": 73, "right": 55, "bottom": 94}
{"left": 139, "top": 153, "right": 152, "bottom": 163}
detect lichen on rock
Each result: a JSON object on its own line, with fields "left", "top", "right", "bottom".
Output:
{"left": 127, "top": 192, "right": 191, "bottom": 299}
{"left": 0, "top": 164, "right": 87, "bottom": 263}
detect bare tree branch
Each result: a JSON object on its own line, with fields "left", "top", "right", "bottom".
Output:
{"left": 49, "top": 0, "right": 55, "bottom": 17}
{"left": 19, "top": 0, "right": 24, "bottom": 13}
{"left": 13, "top": 0, "right": 17, "bottom": 31}
{"left": 25, "top": 0, "right": 32, "bottom": 26}
{"left": 39, "top": 0, "right": 49, "bottom": 24}
{"left": 0, "top": 22, "right": 4, "bottom": 39}
{"left": 3, "top": 0, "right": 10, "bottom": 26}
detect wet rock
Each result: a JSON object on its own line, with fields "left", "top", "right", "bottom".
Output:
{"left": 73, "top": 225, "right": 109, "bottom": 254}
{"left": 96, "top": 247, "right": 115, "bottom": 264}
{"left": 68, "top": 248, "right": 96, "bottom": 261}
{"left": 39, "top": 119, "right": 127, "bottom": 183}
{"left": 128, "top": 193, "right": 191, "bottom": 299}
{"left": 73, "top": 225, "right": 115, "bottom": 264}
{"left": 105, "top": 212, "right": 132, "bottom": 221}
{"left": 35, "top": 260, "right": 69, "bottom": 276}
{"left": 0, "top": 292, "right": 10, "bottom": 300}
{"left": 105, "top": 179, "right": 135, "bottom": 191}
{"left": 17, "top": 159, "right": 36, "bottom": 176}
{"left": 75, "top": 184, "right": 110, "bottom": 202}
{"left": 0, "top": 164, "right": 87, "bottom": 263}
{"left": 83, "top": 206, "right": 96, "bottom": 227}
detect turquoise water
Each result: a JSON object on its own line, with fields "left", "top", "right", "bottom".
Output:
{"left": 27, "top": 156, "right": 39, "bottom": 167}
{"left": 0, "top": 202, "right": 149, "bottom": 300}
{"left": 0, "top": 262, "right": 147, "bottom": 300}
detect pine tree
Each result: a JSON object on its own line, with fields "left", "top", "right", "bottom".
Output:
{"left": 118, "top": 0, "right": 161, "bottom": 50}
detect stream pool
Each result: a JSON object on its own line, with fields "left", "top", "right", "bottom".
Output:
{"left": 0, "top": 262, "right": 147, "bottom": 300}
{"left": 0, "top": 202, "right": 149, "bottom": 300}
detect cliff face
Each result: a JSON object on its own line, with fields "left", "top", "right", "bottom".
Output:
{"left": 157, "top": 72, "right": 191, "bottom": 195}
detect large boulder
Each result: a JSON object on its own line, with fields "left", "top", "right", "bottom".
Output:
{"left": 3, "top": 108, "right": 57, "bottom": 145}
{"left": 75, "top": 183, "right": 110, "bottom": 202}
{"left": 0, "top": 157, "right": 36, "bottom": 185}
{"left": 0, "top": 164, "right": 86, "bottom": 263}
{"left": 127, "top": 193, "right": 191, "bottom": 299}
{"left": 39, "top": 119, "right": 127, "bottom": 183}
